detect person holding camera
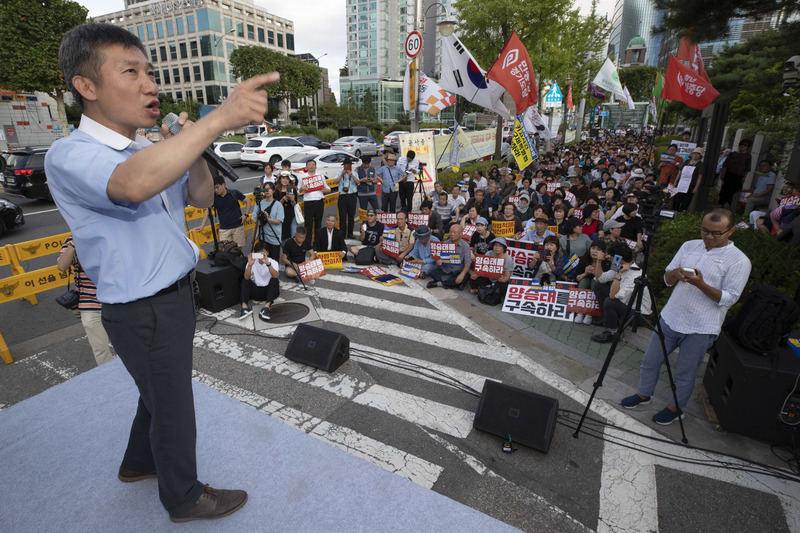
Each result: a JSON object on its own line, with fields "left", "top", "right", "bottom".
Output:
{"left": 334, "top": 157, "right": 360, "bottom": 239}
{"left": 356, "top": 156, "right": 379, "bottom": 212}
{"left": 199, "top": 175, "right": 251, "bottom": 249}
{"left": 239, "top": 241, "right": 280, "bottom": 321}
{"left": 397, "top": 149, "right": 419, "bottom": 213}
{"left": 620, "top": 209, "right": 751, "bottom": 425}
{"left": 251, "top": 181, "right": 284, "bottom": 261}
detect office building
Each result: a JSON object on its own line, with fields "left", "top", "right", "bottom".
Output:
{"left": 93, "top": 0, "right": 296, "bottom": 108}
{"left": 607, "top": 0, "right": 662, "bottom": 67}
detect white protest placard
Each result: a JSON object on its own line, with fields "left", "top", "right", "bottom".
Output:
{"left": 298, "top": 258, "right": 326, "bottom": 281}
{"left": 501, "top": 279, "right": 576, "bottom": 321}
{"left": 676, "top": 165, "right": 694, "bottom": 194}
{"left": 302, "top": 173, "right": 326, "bottom": 193}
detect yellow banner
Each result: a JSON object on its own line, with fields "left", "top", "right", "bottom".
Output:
{"left": 318, "top": 251, "right": 343, "bottom": 270}
{"left": 510, "top": 118, "right": 534, "bottom": 170}
{"left": 409, "top": 59, "right": 417, "bottom": 109}
{"left": 492, "top": 219, "right": 516, "bottom": 238}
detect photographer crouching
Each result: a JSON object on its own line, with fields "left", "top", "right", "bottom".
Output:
{"left": 239, "top": 241, "right": 280, "bottom": 321}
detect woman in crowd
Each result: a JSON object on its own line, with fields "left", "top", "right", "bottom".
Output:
{"left": 599, "top": 187, "right": 620, "bottom": 220}
{"left": 515, "top": 192, "right": 534, "bottom": 223}
{"left": 550, "top": 204, "right": 572, "bottom": 236}
{"left": 571, "top": 240, "right": 608, "bottom": 325}
{"left": 560, "top": 218, "right": 592, "bottom": 265}
{"left": 469, "top": 237, "right": 513, "bottom": 296}
{"left": 460, "top": 204, "right": 481, "bottom": 229}
{"left": 470, "top": 216, "right": 496, "bottom": 259}
{"left": 274, "top": 170, "right": 297, "bottom": 240}
{"left": 581, "top": 204, "right": 604, "bottom": 240}
{"left": 532, "top": 181, "right": 551, "bottom": 209}
{"left": 494, "top": 201, "right": 524, "bottom": 239}
{"left": 529, "top": 235, "right": 565, "bottom": 283}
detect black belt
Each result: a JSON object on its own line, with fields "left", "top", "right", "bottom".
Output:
{"left": 152, "top": 272, "right": 192, "bottom": 298}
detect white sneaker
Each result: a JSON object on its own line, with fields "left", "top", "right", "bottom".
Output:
{"left": 573, "top": 313, "right": 584, "bottom": 323}
{"left": 583, "top": 314, "right": 594, "bottom": 325}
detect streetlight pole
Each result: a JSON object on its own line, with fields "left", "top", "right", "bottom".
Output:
{"left": 214, "top": 29, "right": 235, "bottom": 104}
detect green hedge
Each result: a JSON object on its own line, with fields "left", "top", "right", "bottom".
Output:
{"left": 648, "top": 212, "right": 800, "bottom": 322}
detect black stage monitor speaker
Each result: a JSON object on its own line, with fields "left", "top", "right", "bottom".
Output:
{"left": 285, "top": 324, "right": 350, "bottom": 372}
{"left": 194, "top": 258, "right": 242, "bottom": 313}
{"left": 473, "top": 380, "right": 559, "bottom": 453}
{"left": 703, "top": 331, "right": 800, "bottom": 446}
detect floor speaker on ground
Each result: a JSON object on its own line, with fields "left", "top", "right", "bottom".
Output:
{"left": 285, "top": 324, "right": 350, "bottom": 372}
{"left": 473, "top": 380, "right": 559, "bottom": 453}
{"left": 703, "top": 330, "right": 800, "bottom": 446}
{"left": 195, "top": 258, "right": 242, "bottom": 313}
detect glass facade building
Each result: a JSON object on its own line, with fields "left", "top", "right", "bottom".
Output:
{"left": 94, "top": 0, "right": 294, "bottom": 106}
{"left": 607, "top": 0, "right": 662, "bottom": 67}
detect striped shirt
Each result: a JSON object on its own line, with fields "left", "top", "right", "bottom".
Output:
{"left": 60, "top": 237, "right": 101, "bottom": 311}
{"left": 661, "top": 239, "right": 751, "bottom": 335}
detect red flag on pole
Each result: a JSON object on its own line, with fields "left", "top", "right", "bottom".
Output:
{"left": 676, "top": 37, "right": 710, "bottom": 82}
{"left": 661, "top": 54, "right": 719, "bottom": 110}
{"left": 486, "top": 31, "right": 538, "bottom": 111}
{"left": 566, "top": 85, "right": 574, "bottom": 110}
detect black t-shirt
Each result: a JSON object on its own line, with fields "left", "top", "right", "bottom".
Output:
{"left": 621, "top": 216, "right": 643, "bottom": 241}
{"left": 362, "top": 221, "right": 384, "bottom": 247}
{"left": 471, "top": 231, "right": 496, "bottom": 256}
{"left": 214, "top": 189, "right": 246, "bottom": 229}
{"left": 283, "top": 237, "right": 307, "bottom": 264}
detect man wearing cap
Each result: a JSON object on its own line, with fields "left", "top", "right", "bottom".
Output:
{"left": 601, "top": 217, "right": 626, "bottom": 249}
{"left": 378, "top": 152, "right": 403, "bottom": 212}
{"left": 406, "top": 224, "right": 440, "bottom": 277}
{"left": 334, "top": 157, "right": 360, "bottom": 239}
{"left": 427, "top": 223, "right": 472, "bottom": 289}
{"left": 397, "top": 149, "right": 419, "bottom": 213}
{"left": 380, "top": 210, "right": 415, "bottom": 265}
{"left": 299, "top": 159, "right": 331, "bottom": 249}
{"left": 524, "top": 217, "right": 555, "bottom": 245}
{"left": 356, "top": 156, "right": 380, "bottom": 212}
{"left": 349, "top": 209, "right": 383, "bottom": 260}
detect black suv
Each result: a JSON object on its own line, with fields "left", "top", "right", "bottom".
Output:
{"left": 2, "top": 147, "right": 51, "bottom": 201}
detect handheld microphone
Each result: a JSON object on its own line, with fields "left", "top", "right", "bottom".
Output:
{"left": 162, "top": 112, "right": 240, "bottom": 182}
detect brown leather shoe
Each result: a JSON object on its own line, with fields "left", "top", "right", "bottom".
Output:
{"left": 169, "top": 484, "right": 248, "bottom": 523}
{"left": 118, "top": 467, "right": 157, "bottom": 482}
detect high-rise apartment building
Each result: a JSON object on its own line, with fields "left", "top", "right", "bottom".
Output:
{"left": 340, "top": 0, "right": 453, "bottom": 123}
{"left": 93, "top": 0, "right": 296, "bottom": 108}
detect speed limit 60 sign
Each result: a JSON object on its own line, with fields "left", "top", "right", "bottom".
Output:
{"left": 405, "top": 31, "right": 422, "bottom": 58}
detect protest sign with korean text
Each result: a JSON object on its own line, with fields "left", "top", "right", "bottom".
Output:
{"left": 567, "top": 287, "right": 601, "bottom": 317}
{"left": 407, "top": 212, "right": 429, "bottom": 228}
{"left": 298, "top": 258, "right": 326, "bottom": 281}
{"left": 431, "top": 242, "right": 456, "bottom": 261}
{"left": 506, "top": 239, "right": 540, "bottom": 279}
{"left": 492, "top": 219, "right": 516, "bottom": 238}
{"left": 302, "top": 174, "right": 326, "bottom": 193}
{"left": 318, "top": 251, "right": 343, "bottom": 270}
{"left": 474, "top": 255, "right": 505, "bottom": 279}
{"left": 502, "top": 279, "right": 575, "bottom": 321}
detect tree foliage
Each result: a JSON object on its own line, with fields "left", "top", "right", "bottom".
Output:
{"left": 653, "top": 0, "right": 798, "bottom": 43}
{"left": 229, "top": 46, "right": 321, "bottom": 121}
{"left": 618, "top": 66, "right": 660, "bottom": 101}
{"left": 361, "top": 88, "right": 377, "bottom": 121}
{"left": 0, "top": 0, "right": 88, "bottom": 134}
{"left": 453, "top": 0, "right": 610, "bottom": 112}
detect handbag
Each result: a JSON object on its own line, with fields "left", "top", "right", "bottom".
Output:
{"left": 477, "top": 283, "right": 504, "bottom": 306}
{"left": 294, "top": 203, "right": 305, "bottom": 225}
{"left": 55, "top": 269, "right": 80, "bottom": 310}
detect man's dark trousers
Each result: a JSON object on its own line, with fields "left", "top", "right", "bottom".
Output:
{"left": 102, "top": 280, "right": 204, "bottom": 515}
{"left": 304, "top": 199, "right": 325, "bottom": 248}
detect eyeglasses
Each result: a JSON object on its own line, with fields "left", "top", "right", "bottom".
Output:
{"left": 700, "top": 226, "right": 733, "bottom": 237}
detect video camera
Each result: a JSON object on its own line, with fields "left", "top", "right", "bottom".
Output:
{"left": 253, "top": 185, "right": 263, "bottom": 203}
{"left": 638, "top": 183, "right": 675, "bottom": 234}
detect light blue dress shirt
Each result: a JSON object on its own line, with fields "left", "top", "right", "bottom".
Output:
{"left": 45, "top": 115, "right": 199, "bottom": 303}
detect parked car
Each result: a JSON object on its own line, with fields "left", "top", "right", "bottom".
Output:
{"left": 1, "top": 147, "right": 52, "bottom": 201}
{"left": 294, "top": 136, "right": 331, "bottom": 150}
{"left": 331, "top": 136, "right": 378, "bottom": 158}
{"left": 286, "top": 150, "right": 356, "bottom": 180}
{"left": 212, "top": 141, "right": 244, "bottom": 166}
{"left": 0, "top": 197, "right": 24, "bottom": 237}
{"left": 419, "top": 128, "right": 453, "bottom": 136}
{"left": 240, "top": 136, "right": 309, "bottom": 169}
{"left": 382, "top": 131, "right": 410, "bottom": 151}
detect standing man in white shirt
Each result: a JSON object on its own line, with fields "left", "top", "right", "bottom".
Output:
{"left": 396, "top": 149, "right": 419, "bottom": 213}
{"left": 621, "top": 209, "right": 751, "bottom": 425}
{"left": 298, "top": 159, "right": 331, "bottom": 249}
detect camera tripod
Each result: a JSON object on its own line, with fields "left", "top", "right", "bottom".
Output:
{"left": 413, "top": 166, "right": 427, "bottom": 211}
{"left": 572, "top": 235, "right": 688, "bottom": 444}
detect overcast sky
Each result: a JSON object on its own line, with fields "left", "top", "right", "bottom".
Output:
{"left": 78, "top": 0, "right": 615, "bottom": 102}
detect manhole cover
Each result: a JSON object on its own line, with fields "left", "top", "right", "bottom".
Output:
{"left": 262, "top": 302, "right": 311, "bottom": 324}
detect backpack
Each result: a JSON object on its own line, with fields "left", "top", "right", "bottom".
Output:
{"left": 355, "top": 246, "right": 376, "bottom": 265}
{"left": 724, "top": 283, "right": 799, "bottom": 355}
{"left": 477, "top": 283, "right": 504, "bottom": 306}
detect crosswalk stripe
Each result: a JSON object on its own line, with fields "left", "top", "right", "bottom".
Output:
{"left": 313, "top": 286, "right": 456, "bottom": 325}
{"left": 194, "top": 329, "right": 475, "bottom": 439}
{"left": 17, "top": 351, "right": 78, "bottom": 384}
{"left": 352, "top": 384, "right": 475, "bottom": 439}
{"left": 317, "top": 307, "right": 513, "bottom": 363}
{"left": 193, "top": 371, "right": 443, "bottom": 488}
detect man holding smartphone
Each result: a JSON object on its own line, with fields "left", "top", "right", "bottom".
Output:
{"left": 620, "top": 209, "right": 751, "bottom": 425}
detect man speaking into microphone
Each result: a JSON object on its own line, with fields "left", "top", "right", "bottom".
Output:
{"left": 44, "top": 23, "right": 278, "bottom": 523}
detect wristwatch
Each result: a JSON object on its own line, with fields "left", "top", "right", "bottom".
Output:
{"left": 615, "top": 276, "right": 622, "bottom": 281}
